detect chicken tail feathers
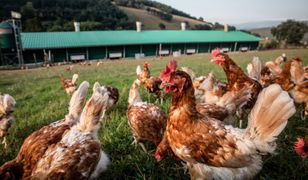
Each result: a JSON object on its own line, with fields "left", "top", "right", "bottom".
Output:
{"left": 0, "top": 160, "right": 23, "bottom": 180}
{"left": 59, "top": 74, "right": 65, "bottom": 85}
{"left": 247, "top": 57, "right": 262, "bottom": 81}
{"left": 246, "top": 84, "right": 296, "bottom": 153}
{"left": 67, "top": 81, "right": 90, "bottom": 121}
{"left": 71, "top": 74, "right": 79, "bottom": 85}
{"left": 136, "top": 65, "right": 142, "bottom": 76}
{"left": 77, "top": 83, "right": 109, "bottom": 133}
{"left": 128, "top": 80, "right": 142, "bottom": 105}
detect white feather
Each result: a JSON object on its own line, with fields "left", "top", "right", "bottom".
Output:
{"left": 136, "top": 65, "right": 142, "bottom": 76}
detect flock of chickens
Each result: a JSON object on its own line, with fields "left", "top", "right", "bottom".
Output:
{"left": 0, "top": 48, "right": 307, "bottom": 179}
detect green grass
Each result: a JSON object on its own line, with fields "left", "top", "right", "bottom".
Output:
{"left": 0, "top": 49, "right": 307, "bottom": 179}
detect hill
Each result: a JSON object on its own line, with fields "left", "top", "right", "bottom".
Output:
{"left": 249, "top": 27, "right": 274, "bottom": 39}
{"left": 118, "top": 6, "right": 208, "bottom": 30}
{"left": 235, "top": 20, "right": 283, "bottom": 30}
{"left": 249, "top": 27, "right": 308, "bottom": 42}
{"left": 1, "top": 0, "right": 217, "bottom": 32}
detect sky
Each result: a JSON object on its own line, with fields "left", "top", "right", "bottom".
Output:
{"left": 155, "top": 0, "right": 308, "bottom": 25}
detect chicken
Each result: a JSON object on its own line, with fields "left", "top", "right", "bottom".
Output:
{"left": 28, "top": 84, "right": 110, "bottom": 179}
{"left": 0, "top": 81, "right": 90, "bottom": 179}
{"left": 136, "top": 62, "right": 163, "bottom": 103}
{"left": 59, "top": 73, "right": 79, "bottom": 95}
{"left": 195, "top": 72, "right": 227, "bottom": 104}
{"left": 181, "top": 68, "right": 227, "bottom": 104}
{"left": 260, "top": 66, "right": 274, "bottom": 88}
{"left": 0, "top": 82, "right": 109, "bottom": 179}
{"left": 65, "top": 65, "right": 74, "bottom": 71}
{"left": 264, "top": 54, "right": 286, "bottom": 76}
{"left": 211, "top": 48, "right": 262, "bottom": 109}
{"left": 304, "top": 66, "right": 308, "bottom": 79}
{"left": 272, "top": 57, "right": 295, "bottom": 91}
{"left": 155, "top": 70, "right": 251, "bottom": 162}
{"left": 181, "top": 66, "right": 197, "bottom": 81}
{"left": 161, "top": 60, "right": 247, "bottom": 125}
{"left": 155, "top": 89, "right": 252, "bottom": 162}
{"left": 103, "top": 86, "right": 119, "bottom": 109}
{"left": 96, "top": 61, "right": 103, "bottom": 66}
{"left": 196, "top": 88, "right": 251, "bottom": 125}
{"left": 288, "top": 58, "right": 308, "bottom": 118}
{"left": 246, "top": 57, "right": 262, "bottom": 82}
{"left": 247, "top": 56, "right": 275, "bottom": 88}
{"left": 0, "top": 93, "right": 16, "bottom": 149}
{"left": 136, "top": 63, "right": 150, "bottom": 83}
{"left": 127, "top": 79, "right": 167, "bottom": 152}
{"left": 163, "top": 70, "right": 295, "bottom": 179}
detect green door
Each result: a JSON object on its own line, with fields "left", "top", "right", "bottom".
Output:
{"left": 142, "top": 44, "right": 157, "bottom": 56}
{"left": 198, "top": 43, "right": 210, "bottom": 53}
{"left": 172, "top": 43, "right": 184, "bottom": 54}
{"left": 53, "top": 49, "right": 67, "bottom": 62}
{"left": 125, "top": 45, "right": 140, "bottom": 58}
{"left": 88, "top": 47, "right": 106, "bottom": 60}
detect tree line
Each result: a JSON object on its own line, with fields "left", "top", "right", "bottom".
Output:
{"left": 1, "top": 0, "right": 135, "bottom": 32}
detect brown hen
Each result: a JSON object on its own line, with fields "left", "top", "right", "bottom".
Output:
{"left": 136, "top": 62, "right": 163, "bottom": 103}
{"left": 0, "top": 82, "right": 118, "bottom": 179}
{"left": 161, "top": 70, "right": 295, "bottom": 179}
{"left": 127, "top": 79, "right": 167, "bottom": 152}
{"left": 59, "top": 73, "right": 79, "bottom": 96}
{"left": 211, "top": 48, "right": 262, "bottom": 109}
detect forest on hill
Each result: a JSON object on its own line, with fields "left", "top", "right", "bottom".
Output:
{"left": 0, "top": 0, "right": 235, "bottom": 32}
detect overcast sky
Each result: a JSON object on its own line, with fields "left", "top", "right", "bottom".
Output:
{"left": 155, "top": 0, "right": 308, "bottom": 25}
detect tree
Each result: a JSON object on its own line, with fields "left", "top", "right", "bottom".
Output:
{"left": 271, "top": 20, "right": 308, "bottom": 46}
{"left": 193, "top": 24, "right": 211, "bottom": 30}
{"left": 21, "top": 2, "right": 36, "bottom": 18}
{"left": 24, "top": 17, "right": 44, "bottom": 32}
{"left": 159, "top": 23, "right": 166, "bottom": 30}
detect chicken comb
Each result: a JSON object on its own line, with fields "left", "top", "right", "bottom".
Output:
{"left": 211, "top": 48, "right": 221, "bottom": 59}
{"left": 294, "top": 137, "right": 307, "bottom": 158}
{"left": 169, "top": 60, "right": 177, "bottom": 71}
{"left": 159, "top": 60, "right": 178, "bottom": 82}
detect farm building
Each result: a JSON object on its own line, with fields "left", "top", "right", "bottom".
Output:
{"left": 0, "top": 21, "right": 261, "bottom": 66}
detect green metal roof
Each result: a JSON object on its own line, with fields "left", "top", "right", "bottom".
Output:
{"left": 21, "top": 30, "right": 261, "bottom": 49}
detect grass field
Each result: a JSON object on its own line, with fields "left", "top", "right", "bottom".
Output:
{"left": 0, "top": 49, "right": 307, "bottom": 179}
